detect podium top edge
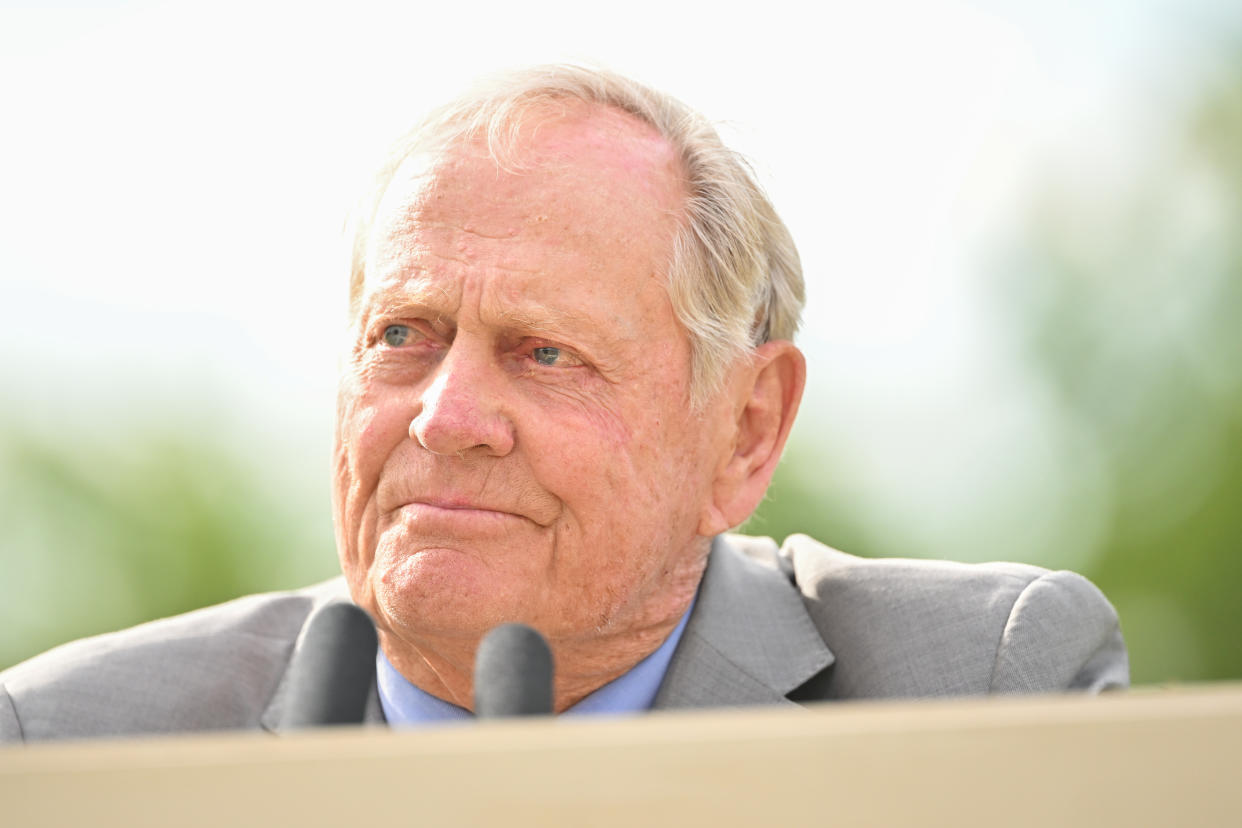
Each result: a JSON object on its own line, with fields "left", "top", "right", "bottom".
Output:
{"left": 3, "top": 680, "right": 1242, "bottom": 769}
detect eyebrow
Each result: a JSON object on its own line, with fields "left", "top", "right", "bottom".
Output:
{"left": 363, "top": 286, "right": 451, "bottom": 324}
{"left": 493, "top": 304, "right": 597, "bottom": 336}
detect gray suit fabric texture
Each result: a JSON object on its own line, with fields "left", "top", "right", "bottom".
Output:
{"left": 0, "top": 534, "right": 1129, "bottom": 743}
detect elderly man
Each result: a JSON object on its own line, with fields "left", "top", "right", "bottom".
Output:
{"left": 0, "top": 66, "right": 1127, "bottom": 741}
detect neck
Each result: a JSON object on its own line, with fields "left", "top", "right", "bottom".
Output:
{"left": 377, "top": 552, "right": 707, "bottom": 714}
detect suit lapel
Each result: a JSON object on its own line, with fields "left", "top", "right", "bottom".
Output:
{"left": 653, "top": 535, "right": 834, "bottom": 710}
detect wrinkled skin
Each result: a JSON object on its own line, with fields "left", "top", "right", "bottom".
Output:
{"left": 332, "top": 103, "right": 803, "bottom": 711}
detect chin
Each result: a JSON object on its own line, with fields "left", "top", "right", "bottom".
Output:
{"left": 371, "top": 546, "right": 533, "bottom": 638}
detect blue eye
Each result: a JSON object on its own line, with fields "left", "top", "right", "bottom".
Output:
{"left": 383, "top": 325, "right": 411, "bottom": 347}
{"left": 532, "top": 346, "right": 561, "bottom": 366}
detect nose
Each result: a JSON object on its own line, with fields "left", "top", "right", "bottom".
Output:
{"left": 409, "top": 343, "right": 516, "bottom": 457}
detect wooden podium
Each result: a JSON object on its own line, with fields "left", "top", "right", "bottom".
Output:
{"left": 3, "top": 683, "right": 1240, "bottom": 826}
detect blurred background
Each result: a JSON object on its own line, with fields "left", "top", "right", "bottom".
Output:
{"left": 2, "top": 0, "right": 1238, "bottom": 685}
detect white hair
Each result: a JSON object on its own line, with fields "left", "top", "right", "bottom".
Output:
{"left": 348, "top": 64, "right": 804, "bottom": 405}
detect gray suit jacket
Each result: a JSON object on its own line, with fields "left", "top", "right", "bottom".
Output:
{"left": 0, "top": 534, "right": 1128, "bottom": 742}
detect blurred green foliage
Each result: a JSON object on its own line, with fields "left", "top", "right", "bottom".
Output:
{"left": 0, "top": 416, "right": 339, "bottom": 671}
{"left": 750, "top": 47, "right": 1242, "bottom": 685}
{"left": 1012, "top": 51, "right": 1242, "bottom": 684}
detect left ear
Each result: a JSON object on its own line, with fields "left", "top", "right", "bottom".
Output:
{"left": 698, "top": 341, "right": 806, "bottom": 536}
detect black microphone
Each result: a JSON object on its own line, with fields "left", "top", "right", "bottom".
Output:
{"left": 473, "top": 623, "right": 554, "bottom": 717}
{"left": 280, "top": 602, "right": 379, "bottom": 729}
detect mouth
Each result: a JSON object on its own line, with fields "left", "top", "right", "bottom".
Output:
{"left": 393, "top": 498, "right": 539, "bottom": 532}
{"left": 405, "top": 496, "right": 514, "bottom": 514}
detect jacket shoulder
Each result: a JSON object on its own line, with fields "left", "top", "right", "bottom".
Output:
{"left": 0, "top": 579, "right": 347, "bottom": 742}
{"left": 777, "top": 534, "right": 1128, "bottom": 699}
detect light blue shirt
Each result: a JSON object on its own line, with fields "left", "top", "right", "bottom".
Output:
{"left": 377, "top": 602, "right": 694, "bottom": 726}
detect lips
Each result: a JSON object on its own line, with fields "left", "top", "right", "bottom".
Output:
{"left": 374, "top": 461, "right": 559, "bottom": 528}
{"left": 393, "top": 499, "right": 536, "bottom": 537}
{"left": 407, "top": 496, "right": 506, "bottom": 512}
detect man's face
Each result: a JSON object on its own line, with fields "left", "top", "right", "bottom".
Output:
{"left": 333, "top": 106, "right": 733, "bottom": 649}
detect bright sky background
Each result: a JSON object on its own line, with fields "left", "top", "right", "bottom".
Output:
{"left": 2, "top": 0, "right": 1236, "bottom": 567}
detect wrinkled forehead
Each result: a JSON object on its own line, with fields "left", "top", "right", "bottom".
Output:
{"left": 364, "top": 103, "right": 688, "bottom": 286}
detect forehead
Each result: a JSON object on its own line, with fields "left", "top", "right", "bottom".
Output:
{"left": 363, "top": 104, "right": 688, "bottom": 307}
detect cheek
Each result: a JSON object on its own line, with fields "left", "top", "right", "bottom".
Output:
{"left": 333, "top": 383, "right": 416, "bottom": 561}
{"left": 537, "top": 382, "right": 709, "bottom": 543}
{"left": 538, "top": 408, "right": 709, "bottom": 632}
{"left": 337, "top": 381, "right": 413, "bottom": 484}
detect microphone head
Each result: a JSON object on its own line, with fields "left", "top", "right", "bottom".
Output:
{"left": 474, "top": 623, "right": 554, "bottom": 718}
{"left": 281, "top": 601, "right": 379, "bottom": 729}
